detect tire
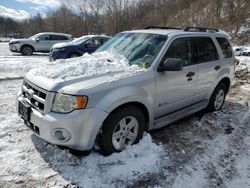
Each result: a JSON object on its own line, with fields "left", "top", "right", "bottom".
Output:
{"left": 97, "top": 105, "right": 145, "bottom": 156}
{"left": 69, "top": 53, "right": 79, "bottom": 59}
{"left": 21, "top": 45, "right": 33, "bottom": 55}
{"left": 207, "top": 83, "right": 227, "bottom": 111}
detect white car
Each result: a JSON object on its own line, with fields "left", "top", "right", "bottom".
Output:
{"left": 233, "top": 46, "right": 246, "bottom": 56}
{"left": 9, "top": 32, "right": 73, "bottom": 55}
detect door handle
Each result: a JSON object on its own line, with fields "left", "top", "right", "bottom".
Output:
{"left": 186, "top": 72, "right": 195, "bottom": 77}
{"left": 214, "top": 65, "right": 221, "bottom": 71}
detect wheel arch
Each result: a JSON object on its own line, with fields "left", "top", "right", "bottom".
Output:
{"left": 217, "top": 77, "right": 231, "bottom": 93}
{"left": 67, "top": 50, "right": 81, "bottom": 58}
{"left": 104, "top": 101, "right": 150, "bottom": 129}
{"left": 21, "top": 44, "right": 35, "bottom": 52}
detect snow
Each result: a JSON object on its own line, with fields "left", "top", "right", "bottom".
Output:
{"left": 28, "top": 51, "right": 145, "bottom": 81}
{"left": 0, "top": 37, "right": 12, "bottom": 42}
{"left": 42, "top": 134, "right": 164, "bottom": 187}
{"left": 0, "top": 42, "right": 250, "bottom": 187}
{"left": 0, "top": 43, "right": 48, "bottom": 80}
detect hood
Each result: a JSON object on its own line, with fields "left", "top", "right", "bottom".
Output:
{"left": 26, "top": 52, "right": 145, "bottom": 94}
{"left": 9, "top": 38, "right": 29, "bottom": 43}
{"left": 52, "top": 42, "right": 76, "bottom": 49}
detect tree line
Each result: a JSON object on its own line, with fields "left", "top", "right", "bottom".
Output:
{"left": 0, "top": 0, "right": 249, "bottom": 40}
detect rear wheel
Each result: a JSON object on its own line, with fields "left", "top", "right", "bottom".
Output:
{"left": 207, "top": 83, "right": 227, "bottom": 111}
{"left": 21, "top": 45, "right": 33, "bottom": 55}
{"left": 97, "top": 105, "right": 145, "bottom": 156}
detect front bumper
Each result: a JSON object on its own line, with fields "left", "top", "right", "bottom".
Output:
{"left": 9, "top": 44, "right": 20, "bottom": 52}
{"left": 17, "top": 95, "right": 108, "bottom": 150}
{"left": 49, "top": 50, "right": 67, "bottom": 61}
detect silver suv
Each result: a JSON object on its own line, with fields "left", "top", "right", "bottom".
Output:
{"left": 9, "top": 32, "right": 72, "bottom": 55}
{"left": 17, "top": 27, "right": 235, "bottom": 155}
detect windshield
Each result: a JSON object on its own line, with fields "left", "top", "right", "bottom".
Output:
{"left": 73, "top": 36, "right": 91, "bottom": 45}
{"left": 29, "top": 34, "right": 41, "bottom": 40}
{"left": 96, "top": 32, "right": 168, "bottom": 68}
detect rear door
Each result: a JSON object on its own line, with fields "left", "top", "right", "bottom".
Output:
{"left": 194, "top": 37, "right": 220, "bottom": 101}
{"left": 155, "top": 37, "right": 198, "bottom": 118}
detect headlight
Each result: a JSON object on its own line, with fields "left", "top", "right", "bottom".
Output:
{"left": 52, "top": 93, "right": 88, "bottom": 113}
{"left": 9, "top": 41, "right": 19, "bottom": 45}
{"left": 53, "top": 48, "right": 66, "bottom": 52}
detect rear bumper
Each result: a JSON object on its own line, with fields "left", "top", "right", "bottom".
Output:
{"left": 17, "top": 95, "right": 108, "bottom": 150}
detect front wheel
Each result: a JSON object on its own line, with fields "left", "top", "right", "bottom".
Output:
{"left": 207, "top": 83, "right": 227, "bottom": 111}
{"left": 21, "top": 46, "right": 33, "bottom": 55}
{"left": 97, "top": 105, "right": 145, "bottom": 156}
{"left": 69, "top": 53, "right": 79, "bottom": 59}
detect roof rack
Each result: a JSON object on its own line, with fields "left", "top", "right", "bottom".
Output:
{"left": 145, "top": 26, "right": 181, "bottom": 30}
{"left": 183, "top": 26, "right": 219, "bottom": 32}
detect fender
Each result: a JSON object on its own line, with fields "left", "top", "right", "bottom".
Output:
{"left": 95, "top": 86, "right": 155, "bottom": 129}
{"left": 207, "top": 66, "right": 231, "bottom": 100}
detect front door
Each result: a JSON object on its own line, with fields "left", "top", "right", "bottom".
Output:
{"left": 155, "top": 37, "right": 199, "bottom": 118}
{"left": 84, "top": 38, "right": 103, "bottom": 53}
{"left": 35, "top": 34, "right": 51, "bottom": 51}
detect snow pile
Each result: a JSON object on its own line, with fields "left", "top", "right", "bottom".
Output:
{"left": 42, "top": 134, "right": 164, "bottom": 187}
{"left": 28, "top": 52, "right": 144, "bottom": 81}
{"left": 0, "top": 131, "right": 164, "bottom": 187}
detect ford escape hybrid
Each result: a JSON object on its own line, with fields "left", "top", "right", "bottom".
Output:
{"left": 17, "top": 26, "right": 235, "bottom": 155}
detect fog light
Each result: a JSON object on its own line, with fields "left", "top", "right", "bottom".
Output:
{"left": 52, "top": 128, "right": 71, "bottom": 142}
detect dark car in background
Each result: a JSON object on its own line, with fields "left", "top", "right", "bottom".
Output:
{"left": 49, "top": 35, "right": 110, "bottom": 61}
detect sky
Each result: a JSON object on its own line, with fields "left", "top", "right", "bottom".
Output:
{"left": 0, "top": 0, "right": 62, "bottom": 20}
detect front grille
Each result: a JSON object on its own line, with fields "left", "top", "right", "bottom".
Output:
{"left": 22, "top": 80, "right": 47, "bottom": 112}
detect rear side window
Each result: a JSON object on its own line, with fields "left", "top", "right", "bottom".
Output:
{"left": 216, "top": 37, "right": 233, "bottom": 58}
{"left": 50, "top": 35, "right": 69, "bottom": 40}
{"left": 193, "top": 37, "right": 218, "bottom": 63}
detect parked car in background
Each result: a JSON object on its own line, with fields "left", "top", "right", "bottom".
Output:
{"left": 49, "top": 35, "right": 110, "bottom": 61}
{"left": 9, "top": 32, "right": 73, "bottom": 55}
{"left": 242, "top": 49, "right": 250, "bottom": 56}
{"left": 233, "top": 46, "right": 246, "bottom": 56}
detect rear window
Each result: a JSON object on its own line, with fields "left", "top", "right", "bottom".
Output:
{"left": 50, "top": 35, "right": 69, "bottom": 40}
{"left": 216, "top": 37, "right": 233, "bottom": 58}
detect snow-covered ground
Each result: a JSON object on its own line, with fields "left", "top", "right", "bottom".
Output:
{"left": 0, "top": 42, "right": 250, "bottom": 187}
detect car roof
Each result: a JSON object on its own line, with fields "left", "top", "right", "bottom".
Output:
{"left": 37, "top": 32, "right": 72, "bottom": 37}
{"left": 125, "top": 26, "right": 230, "bottom": 38}
{"left": 86, "top": 34, "right": 111, "bottom": 38}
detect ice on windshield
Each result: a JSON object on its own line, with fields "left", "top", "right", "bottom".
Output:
{"left": 96, "top": 32, "right": 168, "bottom": 68}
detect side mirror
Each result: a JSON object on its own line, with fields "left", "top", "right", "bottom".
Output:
{"left": 157, "top": 58, "right": 184, "bottom": 72}
{"left": 35, "top": 38, "right": 40, "bottom": 42}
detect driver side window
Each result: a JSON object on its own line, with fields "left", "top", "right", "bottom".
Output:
{"left": 162, "top": 37, "right": 193, "bottom": 66}
{"left": 85, "top": 38, "right": 102, "bottom": 46}
{"left": 37, "top": 35, "right": 49, "bottom": 41}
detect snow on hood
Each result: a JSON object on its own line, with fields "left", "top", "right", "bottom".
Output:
{"left": 9, "top": 38, "right": 29, "bottom": 43}
{"left": 27, "top": 51, "right": 145, "bottom": 82}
